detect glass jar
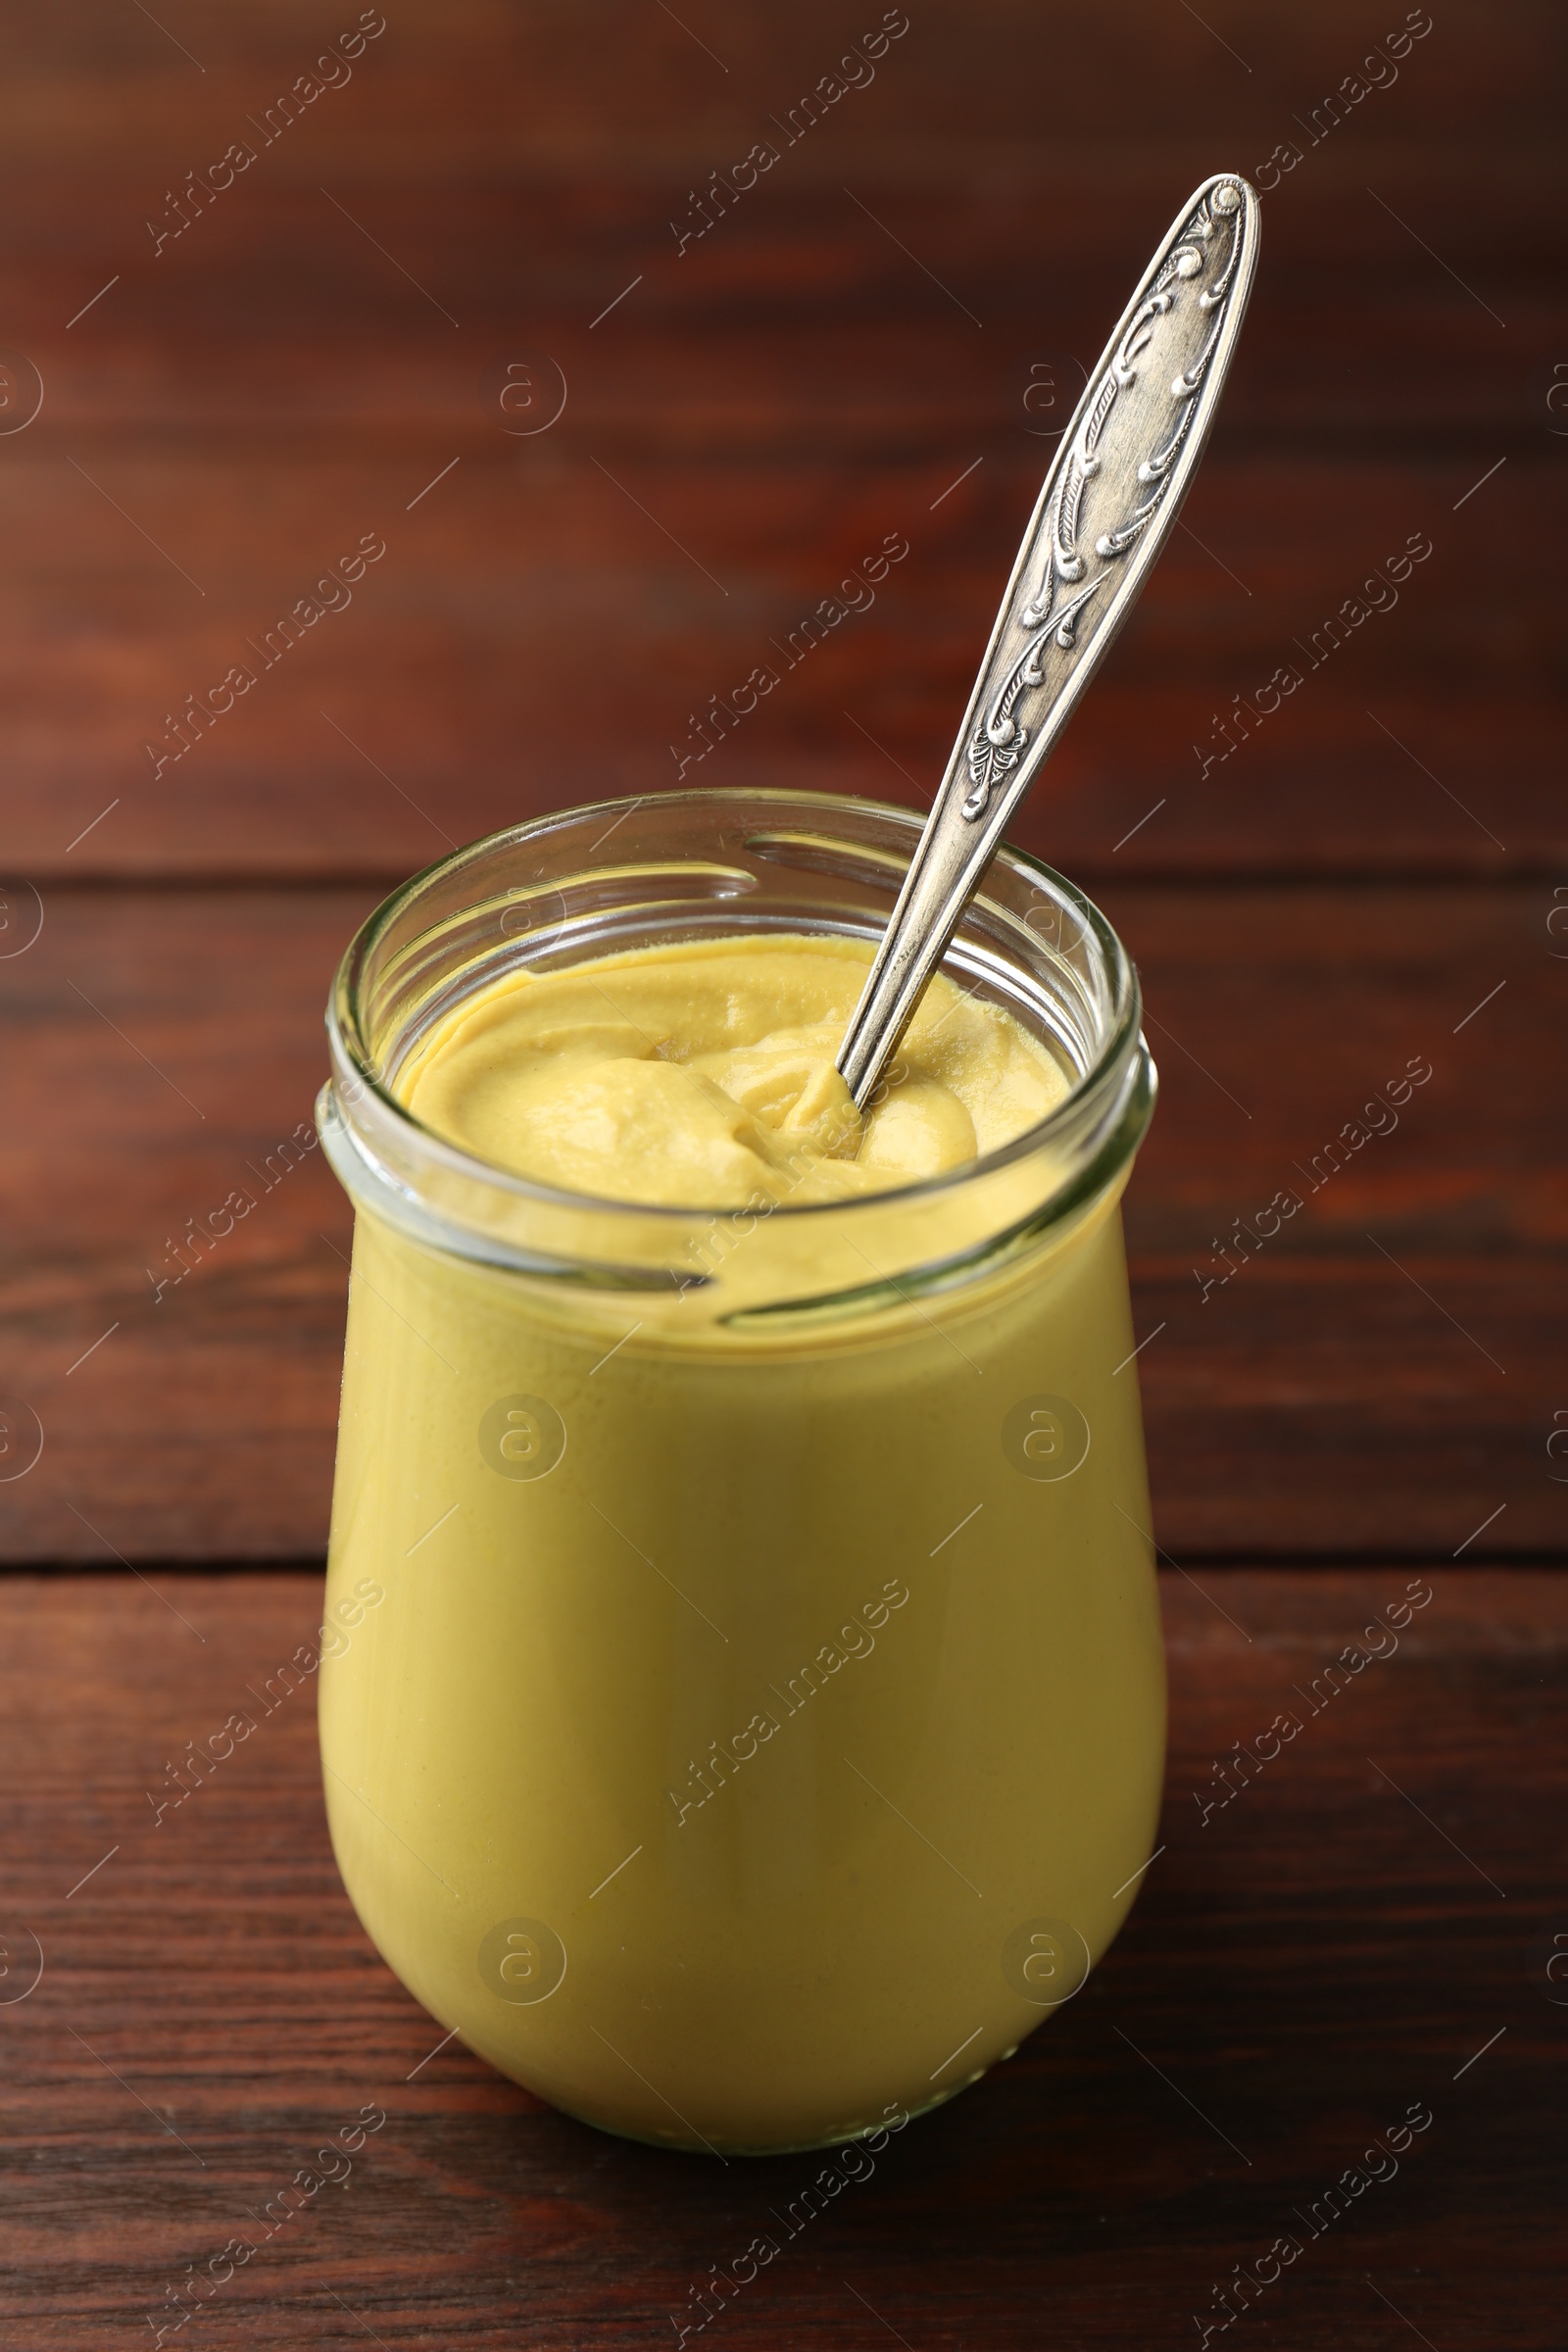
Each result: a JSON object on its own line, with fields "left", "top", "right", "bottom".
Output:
{"left": 316, "top": 787, "right": 1161, "bottom": 2158}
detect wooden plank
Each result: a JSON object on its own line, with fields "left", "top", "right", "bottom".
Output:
{"left": 0, "top": 447, "right": 1557, "bottom": 881}
{"left": 0, "top": 1, "right": 1560, "bottom": 881}
{"left": 2, "top": 0, "right": 1562, "bottom": 174}
{"left": 0, "top": 1564, "right": 1558, "bottom": 2345}
{"left": 0, "top": 882, "right": 1560, "bottom": 1563}
{"left": 1105, "top": 874, "right": 1567, "bottom": 1557}
{"left": 0, "top": 887, "right": 371, "bottom": 1562}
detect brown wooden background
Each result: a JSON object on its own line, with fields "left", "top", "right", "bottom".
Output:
{"left": 1, "top": 2, "right": 1564, "bottom": 2345}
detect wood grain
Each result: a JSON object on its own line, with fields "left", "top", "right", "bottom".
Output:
{"left": 0, "top": 1565, "right": 1559, "bottom": 2347}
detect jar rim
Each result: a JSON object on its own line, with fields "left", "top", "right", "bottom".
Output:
{"left": 326, "top": 786, "right": 1147, "bottom": 1227}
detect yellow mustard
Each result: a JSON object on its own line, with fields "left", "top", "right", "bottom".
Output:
{"left": 398, "top": 933, "right": 1069, "bottom": 1205}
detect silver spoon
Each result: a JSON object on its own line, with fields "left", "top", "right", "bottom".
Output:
{"left": 835, "top": 172, "right": 1260, "bottom": 1108}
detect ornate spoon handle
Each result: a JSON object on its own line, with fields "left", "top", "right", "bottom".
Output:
{"left": 835, "top": 172, "right": 1259, "bottom": 1107}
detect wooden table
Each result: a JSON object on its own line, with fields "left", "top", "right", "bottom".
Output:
{"left": 0, "top": 1, "right": 1562, "bottom": 2341}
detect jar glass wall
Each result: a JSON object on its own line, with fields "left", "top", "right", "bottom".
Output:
{"left": 316, "top": 788, "right": 1162, "bottom": 2157}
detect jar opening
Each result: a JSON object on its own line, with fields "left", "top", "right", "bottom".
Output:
{"left": 319, "top": 790, "right": 1154, "bottom": 1306}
